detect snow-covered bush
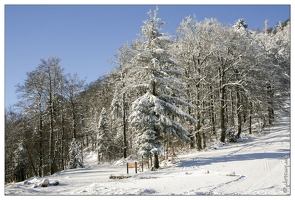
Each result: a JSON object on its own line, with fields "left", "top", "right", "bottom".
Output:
{"left": 226, "top": 126, "right": 238, "bottom": 143}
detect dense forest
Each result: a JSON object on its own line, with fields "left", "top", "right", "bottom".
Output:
{"left": 5, "top": 7, "right": 290, "bottom": 182}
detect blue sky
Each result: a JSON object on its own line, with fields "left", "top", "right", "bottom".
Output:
{"left": 4, "top": 4, "right": 290, "bottom": 108}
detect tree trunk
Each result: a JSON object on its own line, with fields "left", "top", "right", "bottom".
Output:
{"left": 219, "top": 62, "right": 226, "bottom": 143}
{"left": 189, "top": 133, "right": 195, "bottom": 149}
{"left": 220, "top": 86, "right": 226, "bottom": 143}
{"left": 230, "top": 89, "right": 235, "bottom": 126}
{"left": 195, "top": 73, "right": 202, "bottom": 150}
{"left": 188, "top": 106, "right": 195, "bottom": 149}
{"left": 196, "top": 132, "right": 202, "bottom": 151}
{"left": 249, "top": 101, "right": 253, "bottom": 134}
{"left": 165, "top": 136, "right": 169, "bottom": 160}
{"left": 151, "top": 77, "right": 160, "bottom": 169}
{"left": 202, "top": 132, "right": 206, "bottom": 148}
{"left": 267, "top": 84, "right": 274, "bottom": 125}
{"left": 150, "top": 155, "right": 153, "bottom": 168}
{"left": 38, "top": 103, "right": 43, "bottom": 177}
{"left": 153, "top": 151, "right": 159, "bottom": 169}
{"left": 49, "top": 97, "right": 55, "bottom": 174}
{"left": 48, "top": 73, "right": 55, "bottom": 175}
{"left": 123, "top": 93, "right": 127, "bottom": 158}
{"left": 72, "top": 103, "right": 77, "bottom": 139}
{"left": 61, "top": 113, "right": 65, "bottom": 170}
{"left": 209, "top": 85, "right": 216, "bottom": 136}
{"left": 236, "top": 90, "right": 242, "bottom": 138}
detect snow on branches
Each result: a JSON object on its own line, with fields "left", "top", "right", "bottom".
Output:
{"left": 128, "top": 7, "right": 196, "bottom": 164}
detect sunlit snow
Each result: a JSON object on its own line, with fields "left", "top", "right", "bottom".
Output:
{"left": 5, "top": 104, "right": 290, "bottom": 195}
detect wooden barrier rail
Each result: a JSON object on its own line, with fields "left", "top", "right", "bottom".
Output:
{"left": 127, "top": 162, "right": 137, "bottom": 174}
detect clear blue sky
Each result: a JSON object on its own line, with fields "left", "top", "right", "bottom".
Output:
{"left": 4, "top": 4, "right": 290, "bottom": 108}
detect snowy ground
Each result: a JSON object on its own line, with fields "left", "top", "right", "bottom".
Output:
{"left": 4, "top": 110, "right": 291, "bottom": 196}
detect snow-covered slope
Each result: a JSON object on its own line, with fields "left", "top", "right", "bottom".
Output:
{"left": 5, "top": 110, "right": 290, "bottom": 195}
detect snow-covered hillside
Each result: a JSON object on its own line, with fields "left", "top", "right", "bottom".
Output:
{"left": 5, "top": 108, "right": 290, "bottom": 195}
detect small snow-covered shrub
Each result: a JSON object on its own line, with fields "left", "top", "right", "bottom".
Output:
{"left": 226, "top": 126, "right": 238, "bottom": 143}
{"left": 68, "top": 138, "right": 84, "bottom": 169}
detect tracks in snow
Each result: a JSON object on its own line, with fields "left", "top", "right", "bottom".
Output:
{"left": 182, "top": 114, "right": 290, "bottom": 195}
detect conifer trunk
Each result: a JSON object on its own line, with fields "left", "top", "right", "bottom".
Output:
{"left": 152, "top": 77, "right": 160, "bottom": 169}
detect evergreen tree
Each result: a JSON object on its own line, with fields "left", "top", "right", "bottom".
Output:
{"left": 110, "top": 88, "right": 129, "bottom": 158}
{"left": 97, "top": 107, "right": 112, "bottom": 162}
{"left": 129, "top": 7, "right": 197, "bottom": 169}
{"left": 68, "top": 138, "right": 84, "bottom": 169}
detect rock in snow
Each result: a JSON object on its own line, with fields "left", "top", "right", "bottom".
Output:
{"left": 50, "top": 180, "right": 60, "bottom": 186}
{"left": 226, "top": 171, "right": 236, "bottom": 176}
{"left": 41, "top": 178, "right": 49, "bottom": 187}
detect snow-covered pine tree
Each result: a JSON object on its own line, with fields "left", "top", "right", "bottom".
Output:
{"left": 68, "top": 138, "right": 84, "bottom": 169}
{"left": 97, "top": 107, "right": 112, "bottom": 162}
{"left": 129, "top": 6, "right": 197, "bottom": 169}
{"left": 110, "top": 89, "right": 126, "bottom": 158}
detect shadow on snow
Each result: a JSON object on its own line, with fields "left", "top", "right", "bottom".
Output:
{"left": 176, "top": 151, "right": 290, "bottom": 168}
